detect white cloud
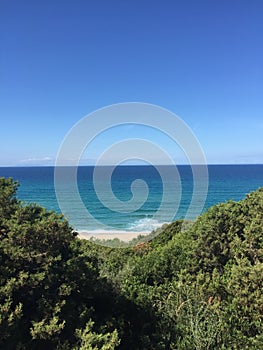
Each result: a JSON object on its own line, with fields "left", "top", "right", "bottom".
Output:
{"left": 19, "top": 156, "right": 54, "bottom": 166}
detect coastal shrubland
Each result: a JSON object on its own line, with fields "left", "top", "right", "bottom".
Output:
{"left": 0, "top": 177, "right": 262, "bottom": 349}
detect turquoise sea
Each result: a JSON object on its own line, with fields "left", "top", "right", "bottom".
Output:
{"left": 0, "top": 165, "right": 262, "bottom": 233}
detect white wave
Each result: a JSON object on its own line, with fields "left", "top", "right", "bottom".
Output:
{"left": 76, "top": 218, "right": 169, "bottom": 242}
{"left": 127, "top": 217, "right": 168, "bottom": 232}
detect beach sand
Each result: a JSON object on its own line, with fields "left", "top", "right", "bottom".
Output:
{"left": 77, "top": 230, "right": 150, "bottom": 242}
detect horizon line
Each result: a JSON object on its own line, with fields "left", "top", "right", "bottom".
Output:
{"left": 1, "top": 163, "right": 263, "bottom": 168}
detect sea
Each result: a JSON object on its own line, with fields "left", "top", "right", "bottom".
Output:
{"left": 0, "top": 165, "right": 262, "bottom": 235}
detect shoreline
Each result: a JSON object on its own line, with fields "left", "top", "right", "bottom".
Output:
{"left": 77, "top": 230, "right": 151, "bottom": 242}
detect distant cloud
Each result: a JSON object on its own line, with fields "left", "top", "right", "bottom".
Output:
{"left": 19, "top": 156, "right": 54, "bottom": 166}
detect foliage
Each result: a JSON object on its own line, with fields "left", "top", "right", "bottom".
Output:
{"left": 0, "top": 177, "right": 262, "bottom": 349}
{"left": 0, "top": 178, "right": 119, "bottom": 349}
{"left": 74, "top": 320, "right": 120, "bottom": 350}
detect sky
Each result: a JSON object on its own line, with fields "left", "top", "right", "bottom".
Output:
{"left": 0, "top": 0, "right": 262, "bottom": 166}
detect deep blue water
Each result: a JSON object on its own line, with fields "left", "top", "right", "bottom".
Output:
{"left": 0, "top": 165, "right": 262, "bottom": 232}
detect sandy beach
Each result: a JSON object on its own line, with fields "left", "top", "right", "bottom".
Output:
{"left": 77, "top": 230, "right": 151, "bottom": 242}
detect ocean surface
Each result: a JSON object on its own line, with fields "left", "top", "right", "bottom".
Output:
{"left": 0, "top": 165, "right": 262, "bottom": 233}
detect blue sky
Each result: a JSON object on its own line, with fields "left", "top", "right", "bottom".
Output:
{"left": 0, "top": 0, "right": 262, "bottom": 165}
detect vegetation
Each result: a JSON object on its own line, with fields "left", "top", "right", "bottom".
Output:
{"left": 0, "top": 177, "right": 262, "bottom": 349}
